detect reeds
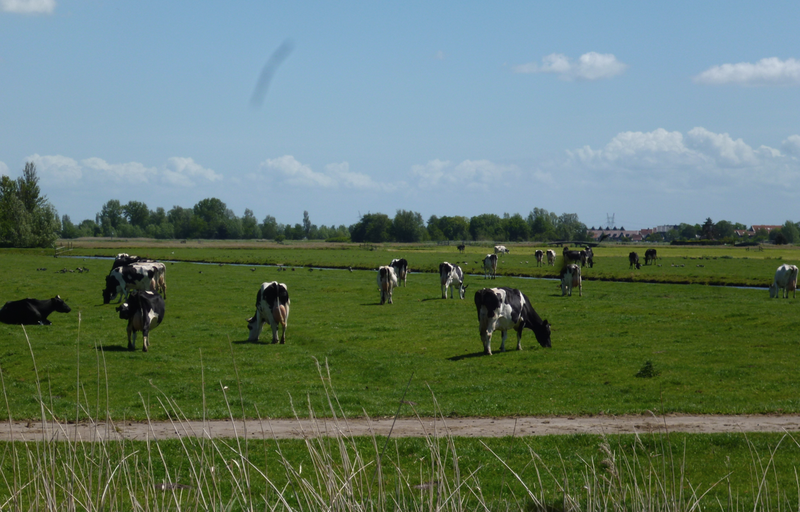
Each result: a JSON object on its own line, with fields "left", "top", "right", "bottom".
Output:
{"left": 0, "top": 326, "right": 798, "bottom": 511}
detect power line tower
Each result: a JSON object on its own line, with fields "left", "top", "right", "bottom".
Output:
{"left": 606, "top": 213, "right": 615, "bottom": 229}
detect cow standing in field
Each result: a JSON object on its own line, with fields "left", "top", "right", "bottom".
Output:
{"left": 111, "top": 253, "right": 152, "bottom": 272}
{"left": 563, "top": 246, "right": 583, "bottom": 266}
{"left": 535, "top": 250, "right": 544, "bottom": 267}
{"left": 457, "top": 243, "right": 466, "bottom": 253}
{"left": 390, "top": 258, "right": 408, "bottom": 287}
{"left": 0, "top": 296, "right": 72, "bottom": 325}
{"left": 474, "top": 287, "right": 551, "bottom": 355}
{"left": 247, "top": 281, "right": 290, "bottom": 343}
{"left": 494, "top": 245, "right": 510, "bottom": 256}
{"left": 116, "top": 290, "right": 165, "bottom": 352}
{"left": 584, "top": 246, "right": 594, "bottom": 268}
{"left": 645, "top": 249, "right": 658, "bottom": 265}
{"left": 439, "top": 262, "right": 468, "bottom": 299}
{"left": 629, "top": 252, "right": 641, "bottom": 269}
{"left": 560, "top": 264, "right": 582, "bottom": 297}
{"left": 546, "top": 250, "right": 556, "bottom": 266}
{"left": 770, "top": 264, "right": 799, "bottom": 299}
{"left": 483, "top": 254, "right": 498, "bottom": 279}
{"left": 103, "top": 262, "right": 167, "bottom": 303}
{"left": 377, "top": 266, "right": 398, "bottom": 304}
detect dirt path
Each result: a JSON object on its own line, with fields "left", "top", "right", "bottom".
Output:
{"left": 3, "top": 414, "right": 800, "bottom": 442}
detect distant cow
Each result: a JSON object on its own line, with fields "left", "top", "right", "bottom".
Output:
{"left": 535, "top": 250, "right": 544, "bottom": 267}
{"left": 439, "top": 262, "right": 468, "bottom": 299}
{"left": 247, "top": 281, "right": 290, "bottom": 343}
{"left": 629, "top": 252, "right": 641, "bottom": 269}
{"left": 645, "top": 249, "right": 658, "bottom": 265}
{"left": 111, "top": 253, "right": 151, "bottom": 272}
{"left": 474, "top": 287, "right": 551, "bottom": 355}
{"left": 377, "top": 266, "right": 398, "bottom": 304}
{"left": 483, "top": 254, "right": 498, "bottom": 279}
{"left": 457, "top": 243, "right": 466, "bottom": 253}
{"left": 0, "top": 296, "right": 71, "bottom": 325}
{"left": 494, "top": 245, "right": 510, "bottom": 255}
{"left": 560, "top": 264, "right": 582, "bottom": 297}
{"left": 390, "top": 258, "right": 408, "bottom": 287}
{"left": 563, "top": 246, "right": 583, "bottom": 265}
{"left": 770, "top": 264, "right": 799, "bottom": 299}
{"left": 546, "top": 250, "right": 556, "bottom": 266}
{"left": 116, "top": 290, "right": 164, "bottom": 352}
{"left": 103, "top": 262, "right": 167, "bottom": 304}
{"left": 584, "top": 246, "right": 594, "bottom": 268}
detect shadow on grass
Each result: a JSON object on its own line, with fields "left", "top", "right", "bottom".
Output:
{"left": 95, "top": 344, "right": 130, "bottom": 352}
{"left": 448, "top": 351, "right": 488, "bottom": 361}
{"left": 232, "top": 339, "right": 271, "bottom": 345}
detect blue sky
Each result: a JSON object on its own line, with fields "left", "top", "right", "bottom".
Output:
{"left": 2, "top": 0, "right": 799, "bottom": 230}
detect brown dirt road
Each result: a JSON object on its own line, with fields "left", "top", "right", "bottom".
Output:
{"left": 3, "top": 414, "right": 800, "bottom": 442}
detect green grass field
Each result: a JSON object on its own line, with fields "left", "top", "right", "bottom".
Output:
{"left": 2, "top": 242, "right": 799, "bottom": 421}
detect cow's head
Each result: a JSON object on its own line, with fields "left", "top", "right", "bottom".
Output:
{"left": 533, "top": 320, "right": 552, "bottom": 348}
{"left": 102, "top": 275, "right": 119, "bottom": 304}
{"left": 459, "top": 283, "right": 469, "bottom": 300}
{"left": 52, "top": 295, "right": 72, "bottom": 314}
{"left": 116, "top": 302, "right": 132, "bottom": 320}
{"left": 769, "top": 283, "right": 778, "bottom": 298}
{"left": 246, "top": 316, "right": 260, "bottom": 341}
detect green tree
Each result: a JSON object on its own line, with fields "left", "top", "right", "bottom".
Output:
{"left": 527, "top": 208, "right": 558, "bottom": 241}
{"left": 350, "top": 213, "right": 392, "bottom": 243}
{"left": 124, "top": 201, "right": 150, "bottom": 229}
{"left": 0, "top": 163, "right": 60, "bottom": 247}
{"left": 242, "top": 209, "right": 261, "bottom": 239}
{"left": 469, "top": 213, "right": 505, "bottom": 241}
{"left": 193, "top": 198, "right": 227, "bottom": 238}
{"left": 302, "top": 211, "right": 312, "bottom": 237}
{"left": 713, "top": 220, "right": 735, "bottom": 240}
{"left": 392, "top": 210, "right": 426, "bottom": 242}
{"left": 503, "top": 213, "right": 530, "bottom": 241}
{"left": 702, "top": 217, "right": 714, "bottom": 239}
{"left": 261, "top": 215, "right": 279, "bottom": 239}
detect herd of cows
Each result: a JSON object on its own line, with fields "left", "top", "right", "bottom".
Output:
{"left": 0, "top": 245, "right": 797, "bottom": 356}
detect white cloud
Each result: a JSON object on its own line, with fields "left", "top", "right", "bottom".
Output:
{"left": 28, "top": 154, "right": 221, "bottom": 187}
{"left": 513, "top": 52, "right": 627, "bottom": 81}
{"left": 411, "top": 158, "right": 521, "bottom": 188}
{"left": 566, "top": 128, "right": 800, "bottom": 191}
{"left": 1, "top": 0, "right": 55, "bottom": 14}
{"left": 259, "top": 155, "right": 398, "bottom": 191}
{"left": 694, "top": 57, "right": 800, "bottom": 86}
{"left": 0, "top": 161, "right": 8, "bottom": 176}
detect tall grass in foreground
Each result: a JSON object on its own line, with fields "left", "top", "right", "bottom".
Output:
{"left": 1, "top": 326, "right": 799, "bottom": 511}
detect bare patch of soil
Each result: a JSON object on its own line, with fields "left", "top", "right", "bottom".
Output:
{"left": 3, "top": 414, "right": 800, "bottom": 442}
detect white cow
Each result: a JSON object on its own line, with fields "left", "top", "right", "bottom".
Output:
{"left": 494, "top": 245, "right": 510, "bottom": 255}
{"left": 770, "top": 264, "right": 799, "bottom": 299}
{"left": 439, "top": 262, "right": 468, "bottom": 299}
{"left": 377, "top": 266, "right": 398, "bottom": 304}
{"left": 247, "top": 282, "right": 290, "bottom": 343}
{"left": 546, "top": 250, "right": 556, "bottom": 266}
{"left": 483, "top": 254, "right": 498, "bottom": 279}
{"left": 560, "top": 264, "right": 582, "bottom": 297}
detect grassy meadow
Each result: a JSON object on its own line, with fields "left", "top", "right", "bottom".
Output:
{"left": 3, "top": 240, "right": 800, "bottom": 510}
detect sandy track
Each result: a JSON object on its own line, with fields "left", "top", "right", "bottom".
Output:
{"left": 2, "top": 415, "right": 800, "bottom": 442}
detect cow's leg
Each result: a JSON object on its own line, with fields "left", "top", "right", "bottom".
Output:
{"left": 515, "top": 326, "right": 523, "bottom": 350}
{"left": 441, "top": 284, "right": 447, "bottom": 299}
{"left": 499, "top": 330, "right": 508, "bottom": 352}
{"left": 388, "top": 287, "right": 393, "bottom": 304}
{"left": 127, "top": 325, "right": 135, "bottom": 351}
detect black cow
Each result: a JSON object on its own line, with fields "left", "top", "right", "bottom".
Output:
{"left": 103, "top": 262, "right": 166, "bottom": 304}
{"left": 474, "top": 287, "right": 551, "bottom": 355}
{"left": 0, "top": 296, "right": 71, "bottom": 325}
{"left": 457, "top": 243, "right": 466, "bottom": 253}
{"left": 439, "top": 262, "right": 468, "bottom": 299}
{"left": 390, "top": 258, "right": 408, "bottom": 287}
{"left": 645, "top": 248, "right": 658, "bottom": 265}
{"left": 116, "top": 290, "right": 165, "bottom": 352}
{"left": 562, "top": 246, "right": 583, "bottom": 265}
{"left": 111, "top": 253, "right": 151, "bottom": 272}
{"left": 629, "top": 252, "right": 641, "bottom": 269}
{"left": 247, "top": 281, "right": 290, "bottom": 343}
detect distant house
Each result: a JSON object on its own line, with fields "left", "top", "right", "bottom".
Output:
{"left": 589, "top": 229, "right": 644, "bottom": 241}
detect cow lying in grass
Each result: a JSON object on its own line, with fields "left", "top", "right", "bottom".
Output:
{"left": 0, "top": 296, "right": 71, "bottom": 325}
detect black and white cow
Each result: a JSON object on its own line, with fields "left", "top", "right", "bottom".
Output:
{"left": 116, "top": 290, "right": 165, "bottom": 352}
{"left": 546, "top": 249, "right": 556, "bottom": 266}
{"left": 562, "top": 246, "right": 583, "bottom": 265}
{"left": 583, "top": 246, "right": 594, "bottom": 268}
{"left": 535, "top": 250, "right": 544, "bottom": 267}
{"left": 390, "top": 258, "right": 408, "bottom": 287}
{"left": 769, "top": 264, "right": 799, "bottom": 299}
{"left": 103, "top": 262, "right": 167, "bottom": 304}
{"left": 629, "top": 252, "right": 641, "bottom": 269}
{"left": 560, "top": 264, "right": 582, "bottom": 296}
{"left": 483, "top": 254, "right": 498, "bottom": 279}
{"left": 474, "top": 287, "right": 551, "bottom": 355}
{"left": 0, "top": 296, "right": 72, "bottom": 325}
{"left": 247, "top": 281, "right": 290, "bottom": 343}
{"left": 111, "top": 253, "right": 152, "bottom": 272}
{"left": 494, "top": 245, "right": 510, "bottom": 255}
{"left": 439, "top": 262, "right": 468, "bottom": 299}
{"left": 377, "top": 266, "right": 398, "bottom": 305}
{"left": 644, "top": 248, "right": 657, "bottom": 265}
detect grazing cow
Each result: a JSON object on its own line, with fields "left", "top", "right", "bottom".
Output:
{"left": 457, "top": 243, "right": 466, "bottom": 253}
{"left": 247, "top": 281, "right": 290, "bottom": 343}
{"left": 377, "top": 266, "right": 398, "bottom": 304}
{"left": 560, "top": 264, "right": 582, "bottom": 296}
{"left": 584, "top": 246, "right": 594, "bottom": 268}
{"left": 0, "top": 296, "right": 71, "bottom": 325}
{"left": 628, "top": 252, "right": 641, "bottom": 269}
{"left": 390, "top": 258, "right": 408, "bottom": 287}
{"left": 546, "top": 249, "right": 556, "bottom": 266}
{"left": 116, "top": 290, "right": 165, "bottom": 352}
{"left": 562, "top": 246, "right": 583, "bottom": 265}
{"left": 769, "top": 264, "right": 799, "bottom": 299}
{"left": 483, "top": 254, "right": 498, "bottom": 279}
{"left": 439, "top": 262, "right": 468, "bottom": 299}
{"left": 111, "top": 253, "right": 151, "bottom": 272}
{"left": 535, "top": 250, "right": 544, "bottom": 267}
{"left": 494, "top": 245, "right": 510, "bottom": 255}
{"left": 645, "top": 249, "right": 658, "bottom": 265}
{"left": 474, "top": 287, "right": 551, "bottom": 355}
{"left": 103, "top": 262, "right": 167, "bottom": 304}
